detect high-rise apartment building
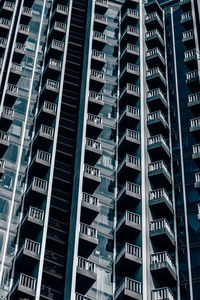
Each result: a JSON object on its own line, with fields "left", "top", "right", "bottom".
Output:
{"left": 0, "top": 0, "right": 199, "bottom": 299}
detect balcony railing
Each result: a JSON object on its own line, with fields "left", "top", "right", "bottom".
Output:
{"left": 75, "top": 294, "right": 93, "bottom": 300}
{"left": 152, "top": 287, "right": 175, "bottom": 300}
{"left": 149, "top": 160, "right": 170, "bottom": 177}
{"left": 116, "top": 242, "right": 142, "bottom": 263}
{"left": 181, "top": 11, "right": 192, "bottom": 21}
{"left": 11, "top": 62, "right": 22, "bottom": 73}
{"left": 7, "top": 83, "right": 18, "bottom": 95}
{"left": 190, "top": 117, "right": 200, "bottom": 128}
{"left": 0, "top": 18, "right": 11, "bottom": 27}
{"left": 188, "top": 92, "right": 200, "bottom": 104}
{"left": 51, "top": 39, "right": 64, "bottom": 50}
{"left": 186, "top": 70, "right": 199, "bottom": 81}
{"left": 126, "top": 154, "right": 140, "bottom": 167}
{"left": 18, "top": 273, "right": 36, "bottom": 293}
{"left": 147, "top": 88, "right": 166, "bottom": 101}
{"left": 150, "top": 251, "right": 176, "bottom": 275}
{"left": 145, "top": 12, "right": 163, "bottom": 23}
{"left": 43, "top": 101, "right": 57, "bottom": 113}
{"left": 86, "top": 138, "right": 101, "bottom": 150}
{"left": 77, "top": 257, "right": 96, "bottom": 273}
{"left": 182, "top": 29, "right": 193, "bottom": 40}
{"left": 93, "top": 31, "right": 106, "bottom": 40}
{"left": 150, "top": 218, "right": 174, "bottom": 239}
{"left": 195, "top": 172, "right": 200, "bottom": 184}
{"left": 123, "top": 63, "right": 140, "bottom": 74}
{"left": 115, "top": 277, "right": 142, "bottom": 299}
{"left": 19, "top": 24, "right": 29, "bottom": 33}
{"left": 149, "top": 188, "right": 171, "bottom": 203}
{"left": 146, "top": 67, "right": 166, "bottom": 81}
{"left": 56, "top": 4, "right": 69, "bottom": 14}
{"left": 91, "top": 49, "right": 105, "bottom": 60}
{"left": 2, "top": 106, "right": 14, "bottom": 118}
{"left": 80, "top": 223, "right": 97, "bottom": 238}
{"left": 84, "top": 164, "right": 100, "bottom": 178}
{"left": 0, "top": 37, "right": 7, "bottom": 47}
{"left": 193, "top": 144, "right": 200, "bottom": 155}
{"left": 89, "top": 91, "right": 103, "bottom": 102}
{"left": 82, "top": 192, "right": 99, "bottom": 207}
{"left": 90, "top": 69, "right": 105, "bottom": 80}
{"left": 40, "top": 124, "right": 54, "bottom": 137}
{"left": 15, "top": 42, "right": 26, "bottom": 52}
{"left": 24, "top": 238, "right": 40, "bottom": 256}
{"left": 54, "top": 21, "right": 67, "bottom": 31}
{"left": 0, "top": 131, "right": 9, "bottom": 142}
{"left": 28, "top": 206, "right": 44, "bottom": 223}
{"left": 48, "top": 58, "right": 62, "bottom": 69}
{"left": 146, "top": 29, "right": 163, "bottom": 41}
{"left": 36, "top": 149, "right": 51, "bottom": 164}
{"left": 88, "top": 113, "right": 102, "bottom": 125}
{"left": 117, "top": 211, "right": 141, "bottom": 231}
{"left": 148, "top": 134, "right": 169, "bottom": 150}
{"left": 46, "top": 79, "right": 59, "bottom": 91}
{"left": 94, "top": 13, "right": 108, "bottom": 23}
{"left": 3, "top": 1, "right": 15, "bottom": 10}
{"left": 96, "top": 0, "right": 108, "bottom": 4}
{"left": 22, "top": 6, "right": 32, "bottom": 16}
{"left": 147, "top": 110, "right": 168, "bottom": 126}
{"left": 32, "top": 177, "right": 48, "bottom": 192}
{"left": 0, "top": 160, "right": 5, "bottom": 170}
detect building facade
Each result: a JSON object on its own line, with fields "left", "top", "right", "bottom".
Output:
{"left": 0, "top": 0, "right": 199, "bottom": 299}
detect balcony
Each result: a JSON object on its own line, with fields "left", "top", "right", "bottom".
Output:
{"left": 11, "top": 273, "right": 36, "bottom": 298}
{"left": 118, "top": 129, "right": 140, "bottom": 156}
{"left": 117, "top": 181, "right": 141, "bottom": 211}
{"left": 18, "top": 24, "right": 29, "bottom": 42}
{"left": 145, "top": 12, "right": 163, "bottom": 32}
{"left": 149, "top": 188, "right": 173, "bottom": 218}
{"left": 119, "top": 83, "right": 140, "bottom": 108}
{"left": 190, "top": 117, "right": 200, "bottom": 139}
{"left": 182, "top": 30, "right": 194, "bottom": 48}
{"left": 10, "top": 62, "right": 22, "bottom": 82}
{"left": 90, "top": 69, "right": 105, "bottom": 91}
{"left": 186, "top": 69, "right": 199, "bottom": 90}
{"left": 120, "top": 63, "right": 140, "bottom": 84}
{"left": 192, "top": 144, "right": 200, "bottom": 166}
{"left": 121, "top": 26, "right": 139, "bottom": 48}
{"left": 0, "top": 106, "right": 14, "bottom": 130}
{"left": 5, "top": 83, "right": 18, "bottom": 106}
{"left": 0, "top": 160, "right": 5, "bottom": 177}
{"left": 25, "top": 177, "right": 48, "bottom": 204}
{"left": 145, "top": 29, "right": 164, "bottom": 50}
{"left": 22, "top": 6, "right": 33, "bottom": 19}
{"left": 150, "top": 252, "right": 177, "bottom": 284}
{"left": 119, "top": 106, "right": 140, "bottom": 130}
{"left": 120, "top": 44, "right": 139, "bottom": 65}
{"left": 146, "top": 67, "right": 166, "bottom": 90}
{"left": 116, "top": 243, "right": 142, "bottom": 276}
{"left": 0, "top": 37, "right": 7, "bottom": 52}
{"left": 115, "top": 277, "right": 142, "bottom": 300}
{"left": 93, "top": 31, "right": 106, "bottom": 50}
{"left": 91, "top": 50, "right": 106, "bottom": 70}
{"left": 179, "top": 0, "right": 191, "bottom": 11}
{"left": 44, "top": 58, "right": 62, "bottom": 79}
{"left": 150, "top": 218, "right": 175, "bottom": 250}
{"left": 118, "top": 155, "right": 141, "bottom": 183}
{"left": 0, "top": 18, "right": 11, "bottom": 34}
{"left": 47, "top": 39, "right": 64, "bottom": 57}
{"left": 152, "top": 287, "right": 175, "bottom": 300}
{"left": 0, "top": 131, "right": 9, "bottom": 156}
{"left": 3, "top": 1, "right": 15, "bottom": 12}
{"left": 148, "top": 160, "right": 171, "bottom": 187}
{"left": 146, "top": 89, "right": 168, "bottom": 112}
{"left": 79, "top": 223, "right": 98, "bottom": 257}
{"left": 94, "top": 13, "right": 108, "bottom": 31}
{"left": 95, "top": 0, "right": 109, "bottom": 14}
{"left": 29, "top": 150, "right": 51, "bottom": 177}
{"left": 116, "top": 211, "right": 141, "bottom": 242}
{"left": 40, "top": 79, "right": 59, "bottom": 100}
{"left": 52, "top": 4, "right": 68, "bottom": 21}
{"left": 121, "top": 9, "right": 139, "bottom": 28}
{"left": 50, "top": 21, "right": 67, "bottom": 39}
{"left": 147, "top": 134, "right": 170, "bottom": 162}
{"left": 16, "top": 239, "right": 40, "bottom": 265}
{"left": 188, "top": 92, "right": 200, "bottom": 114}
{"left": 83, "top": 164, "right": 101, "bottom": 193}
{"left": 195, "top": 172, "right": 200, "bottom": 190}
{"left": 88, "top": 90, "right": 104, "bottom": 113}
{"left": 87, "top": 114, "right": 103, "bottom": 138}
{"left": 33, "top": 125, "right": 54, "bottom": 152}
{"left": 21, "top": 206, "right": 45, "bottom": 229}
{"left": 76, "top": 257, "right": 96, "bottom": 294}
{"left": 146, "top": 48, "right": 165, "bottom": 71}
{"left": 81, "top": 193, "right": 100, "bottom": 224}
{"left": 14, "top": 42, "right": 26, "bottom": 61}
{"left": 85, "top": 138, "right": 102, "bottom": 164}
{"left": 147, "top": 111, "right": 168, "bottom": 136}
{"left": 184, "top": 49, "right": 197, "bottom": 69}
{"left": 181, "top": 11, "right": 193, "bottom": 29}
{"left": 37, "top": 101, "right": 57, "bottom": 127}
